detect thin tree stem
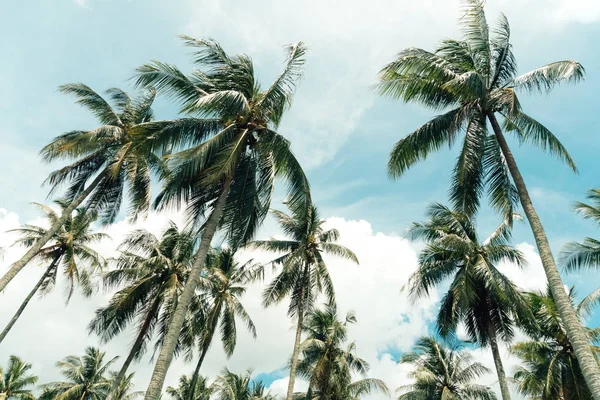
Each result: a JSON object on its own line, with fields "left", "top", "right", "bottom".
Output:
{"left": 488, "top": 112, "right": 600, "bottom": 399}
{"left": 486, "top": 320, "right": 511, "bottom": 400}
{"left": 286, "top": 264, "right": 309, "bottom": 400}
{"left": 105, "top": 295, "right": 162, "bottom": 400}
{"left": 188, "top": 304, "right": 221, "bottom": 400}
{"left": 0, "top": 170, "right": 107, "bottom": 293}
{"left": 0, "top": 253, "right": 61, "bottom": 345}
{"left": 144, "top": 175, "right": 234, "bottom": 400}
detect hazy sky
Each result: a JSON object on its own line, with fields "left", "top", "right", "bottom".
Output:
{"left": 1, "top": 1, "right": 600, "bottom": 399}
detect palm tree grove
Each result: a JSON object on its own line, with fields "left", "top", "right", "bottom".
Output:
{"left": 2, "top": 1, "right": 600, "bottom": 400}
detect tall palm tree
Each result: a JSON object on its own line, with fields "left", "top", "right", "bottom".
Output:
{"left": 213, "top": 369, "right": 273, "bottom": 400}
{"left": 185, "top": 248, "right": 260, "bottom": 400}
{"left": 0, "top": 86, "right": 160, "bottom": 293}
{"left": 297, "top": 304, "right": 388, "bottom": 400}
{"left": 108, "top": 372, "right": 144, "bottom": 400}
{"left": 88, "top": 223, "right": 196, "bottom": 400}
{"left": 397, "top": 337, "right": 496, "bottom": 400}
{"left": 248, "top": 204, "right": 358, "bottom": 400}
{"left": 512, "top": 286, "right": 600, "bottom": 400}
{"left": 406, "top": 203, "right": 530, "bottom": 400}
{"left": 133, "top": 37, "right": 311, "bottom": 400}
{"left": 39, "top": 347, "right": 117, "bottom": 400}
{"left": 0, "top": 356, "right": 37, "bottom": 400}
{"left": 166, "top": 375, "right": 214, "bottom": 400}
{"left": 560, "top": 188, "right": 600, "bottom": 271}
{"left": 376, "top": 1, "right": 599, "bottom": 393}
{"left": 0, "top": 200, "right": 107, "bottom": 344}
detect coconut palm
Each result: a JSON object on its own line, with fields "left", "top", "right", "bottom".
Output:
{"left": 560, "top": 188, "right": 600, "bottom": 272}
{"left": 397, "top": 336, "right": 496, "bottom": 400}
{"left": 0, "top": 200, "right": 107, "bottom": 344}
{"left": 108, "top": 372, "right": 144, "bottom": 400}
{"left": 0, "top": 86, "right": 160, "bottom": 293}
{"left": 166, "top": 375, "right": 214, "bottom": 400}
{"left": 376, "top": 1, "right": 599, "bottom": 393}
{"left": 39, "top": 347, "right": 117, "bottom": 400}
{"left": 0, "top": 356, "right": 37, "bottom": 400}
{"left": 512, "top": 286, "right": 600, "bottom": 400}
{"left": 185, "top": 248, "right": 260, "bottom": 400}
{"left": 406, "top": 203, "right": 530, "bottom": 400}
{"left": 133, "top": 37, "right": 311, "bottom": 400}
{"left": 248, "top": 204, "right": 358, "bottom": 400}
{"left": 297, "top": 304, "right": 388, "bottom": 400}
{"left": 88, "top": 223, "right": 197, "bottom": 400}
{"left": 213, "top": 369, "right": 273, "bottom": 400}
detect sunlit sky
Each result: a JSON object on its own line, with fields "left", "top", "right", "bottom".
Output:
{"left": 1, "top": 1, "right": 599, "bottom": 399}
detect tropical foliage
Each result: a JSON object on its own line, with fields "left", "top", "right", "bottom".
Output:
{"left": 397, "top": 337, "right": 496, "bottom": 400}
{"left": 0, "top": 356, "right": 37, "bottom": 400}
{"left": 512, "top": 287, "right": 600, "bottom": 400}
{"left": 561, "top": 188, "right": 600, "bottom": 272}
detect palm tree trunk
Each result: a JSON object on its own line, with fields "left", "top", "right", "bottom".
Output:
{"left": 486, "top": 320, "right": 511, "bottom": 400}
{"left": 286, "top": 265, "right": 309, "bottom": 400}
{"left": 188, "top": 306, "right": 221, "bottom": 400}
{"left": 0, "top": 253, "right": 61, "bottom": 344}
{"left": 105, "top": 295, "right": 162, "bottom": 400}
{"left": 488, "top": 112, "right": 600, "bottom": 398}
{"left": 144, "top": 176, "right": 233, "bottom": 400}
{"left": 0, "top": 170, "right": 107, "bottom": 293}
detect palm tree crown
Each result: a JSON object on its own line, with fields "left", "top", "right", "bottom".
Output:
{"left": 11, "top": 200, "right": 107, "bottom": 301}
{"left": 212, "top": 369, "right": 274, "bottom": 400}
{"left": 397, "top": 337, "right": 496, "bottom": 400}
{"left": 166, "top": 375, "right": 214, "bottom": 400}
{"left": 40, "top": 347, "right": 117, "bottom": 400}
{"left": 88, "top": 222, "right": 197, "bottom": 399}
{"left": 406, "top": 203, "right": 530, "bottom": 400}
{"left": 561, "top": 188, "right": 600, "bottom": 272}
{"left": 377, "top": 0, "right": 582, "bottom": 220}
{"left": 512, "top": 286, "right": 600, "bottom": 400}
{"left": 297, "top": 304, "right": 388, "bottom": 400}
{"left": 0, "top": 356, "right": 38, "bottom": 400}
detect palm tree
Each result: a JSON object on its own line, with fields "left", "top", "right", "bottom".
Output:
{"left": 213, "top": 369, "right": 273, "bottom": 400}
{"left": 0, "top": 356, "right": 37, "bottom": 400}
{"left": 376, "top": 1, "right": 600, "bottom": 393}
{"left": 108, "top": 372, "right": 144, "bottom": 400}
{"left": 296, "top": 304, "right": 388, "bottom": 400}
{"left": 0, "top": 200, "right": 107, "bottom": 344}
{"left": 512, "top": 286, "right": 600, "bottom": 400}
{"left": 133, "top": 37, "right": 311, "bottom": 400}
{"left": 561, "top": 188, "right": 600, "bottom": 271}
{"left": 0, "top": 86, "right": 160, "bottom": 293}
{"left": 39, "top": 347, "right": 117, "bottom": 400}
{"left": 166, "top": 375, "right": 214, "bottom": 400}
{"left": 406, "top": 203, "right": 530, "bottom": 400}
{"left": 88, "top": 223, "right": 196, "bottom": 400}
{"left": 185, "top": 248, "right": 260, "bottom": 400}
{"left": 248, "top": 204, "right": 358, "bottom": 400}
{"left": 397, "top": 336, "right": 496, "bottom": 400}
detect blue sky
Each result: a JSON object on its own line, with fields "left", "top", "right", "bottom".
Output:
{"left": 1, "top": 0, "right": 600, "bottom": 397}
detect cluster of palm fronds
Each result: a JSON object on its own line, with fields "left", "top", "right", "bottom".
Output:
{"left": 1, "top": 0, "right": 600, "bottom": 400}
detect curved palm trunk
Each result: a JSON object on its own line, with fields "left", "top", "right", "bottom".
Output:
{"left": 488, "top": 112, "right": 600, "bottom": 399}
{"left": 486, "top": 320, "right": 511, "bottom": 400}
{"left": 144, "top": 177, "right": 233, "bottom": 400}
{"left": 188, "top": 304, "right": 221, "bottom": 400}
{"left": 105, "top": 295, "right": 162, "bottom": 400}
{"left": 0, "top": 253, "right": 61, "bottom": 344}
{"left": 287, "top": 265, "right": 309, "bottom": 400}
{"left": 0, "top": 170, "right": 107, "bottom": 293}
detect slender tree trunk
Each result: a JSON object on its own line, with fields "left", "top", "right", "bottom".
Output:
{"left": 105, "top": 295, "right": 162, "bottom": 400}
{"left": 0, "top": 170, "right": 107, "bottom": 293}
{"left": 488, "top": 112, "right": 600, "bottom": 399}
{"left": 0, "top": 253, "right": 61, "bottom": 344}
{"left": 144, "top": 177, "right": 233, "bottom": 400}
{"left": 188, "top": 305, "right": 221, "bottom": 400}
{"left": 286, "top": 265, "right": 309, "bottom": 400}
{"left": 0, "top": 392, "right": 6, "bottom": 400}
{"left": 486, "top": 320, "right": 511, "bottom": 400}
